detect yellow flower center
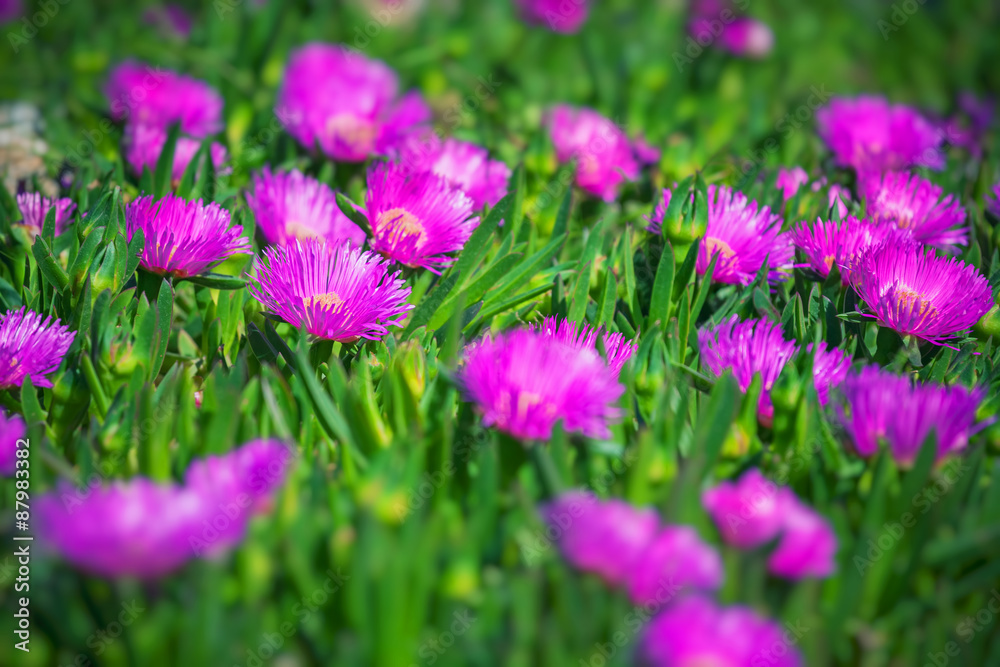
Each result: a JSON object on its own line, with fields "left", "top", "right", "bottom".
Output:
{"left": 704, "top": 236, "right": 737, "bottom": 262}
{"left": 325, "top": 114, "right": 377, "bottom": 155}
{"left": 894, "top": 286, "right": 937, "bottom": 321}
{"left": 303, "top": 291, "right": 344, "bottom": 310}
{"left": 823, "top": 254, "right": 837, "bottom": 271}
{"left": 285, "top": 220, "right": 320, "bottom": 240}
{"left": 375, "top": 207, "right": 427, "bottom": 245}
{"left": 678, "top": 657, "right": 732, "bottom": 667}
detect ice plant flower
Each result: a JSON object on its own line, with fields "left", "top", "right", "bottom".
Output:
{"left": 543, "top": 105, "right": 639, "bottom": 202}
{"left": 631, "top": 135, "right": 662, "bottom": 165}
{"left": 0, "top": 308, "right": 74, "bottom": 389}
{"left": 457, "top": 327, "right": 625, "bottom": 440}
{"left": 775, "top": 166, "right": 809, "bottom": 201}
{"left": 123, "top": 122, "right": 229, "bottom": 181}
{"left": 276, "top": 43, "right": 429, "bottom": 161}
{"left": 698, "top": 315, "right": 798, "bottom": 422}
{"left": 0, "top": 411, "right": 26, "bottom": 476}
{"left": 838, "top": 366, "right": 988, "bottom": 464}
{"left": 791, "top": 215, "right": 897, "bottom": 284}
{"left": 848, "top": 242, "right": 992, "bottom": 345}
{"left": 531, "top": 316, "right": 637, "bottom": 376}
{"left": 987, "top": 183, "right": 1000, "bottom": 218}
{"left": 767, "top": 497, "right": 838, "bottom": 579}
{"left": 365, "top": 160, "right": 479, "bottom": 273}
{"left": 626, "top": 526, "right": 724, "bottom": 605}
{"left": 15, "top": 192, "right": 76, "bottom": 237}
{"left": 245, "top": 167, "right": 366, "bottom": 248}
{"left": 862, "top": 171, "right": 968, "bottom": 250}
{"left": 0, "top": 0, "right": 21, "bottom": 23}
{"left": 702, "top": 468, "right": 793, "bottom": 549}
{"left": 638, "top": 596, "right": 803, "bottom": 667}
{"left": 653, "top": 184, "right": 788, "bottom": 285}
{"left": 142, "top": 4, "right": 193, "bottom": 38}
{"left": 515, "top": 0, "right": 589, "bottom": 33}
{"left": 126, "top": 194, "right": 252, "bottom": 278}
{"left": 248, "top": 239, "right": 412, "bottom": 343}
{"left": 816, "top": 96, "right": 944, "bottom": 177}
{"left": 105, "top": 61, "right": 222, "bottom": 137}
{"left": 809, "top": 342, "right": 851, "bottom": 407}
{"left": 539, "top": 492, "right": 660, "bottom": 587}
{"left": 393, "top": 134, "right": 510, "bottom": 210}
{"left": 690, "top": 15, "right": 774, "bottom": 57}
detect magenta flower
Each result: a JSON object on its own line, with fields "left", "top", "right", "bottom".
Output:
{"left": 0, "top": 308, "right": 74, "bottom": 389}
{"left": 123, "top": 122, "right": 229, "bottom": 182}
{"left": 15, "top": 193, "right": 76, "bottom": 237}
{"left": 457, "top": 327, "right": 625, "bottom": 440}
{"left": 543, "top": 105, "right": 639, "bottom": 202}
{"left": 767, "top": 497, "right": 838, "bottom": 579}
{"left": 631, "top": 135, "right": 662, "bottom": 165}
{"left": 531, "top": 316, "right": 637, "bottom": 376}
{"left": 987, "top": 183, "right": 1000, "bottom": 218}
{"left": 0, "top": 411, "right": 26, "bottom": 476}
{"left": 698, "top": 315, "right": 798, "bottom": 422}
{"left": 37, "top": 440, "right": 292, "bottom": 578}
{"left": 393, "top": 134, "right": 510, "bottom": 210}
{"left": 848, "top": 242, "right": 992, "bottom": 345}
{"left": 276, "top": 43, "right": 429, "bottom": 162}
{"left": 702, "top": 468, "right": 793, "bottom": 549}
{"left": 828, "top": 183, "right": 850, "bottom": 218}
{"left": 690, "top": 16, "right": 773, "bottom": 57}
{"left": 791, "top": 215, "right": 897, "bottom": 284}
{"left": 142, "top": 4, "right": 193, "bottom": 38}
{"left": 125, "top": 194, "right": 252, "bottom": 278}
{"left": 809, "top": 342, "right": 851, "bottom": 407}
{"left": 245, "top": 167, "right": 366, "bottom": 248}
{"left": 539, "top": 492, "right": 660, "bottom": 587}
{"left": 638, "top": 596, "right": 803, "bottom": 667}
{"left": 816, "top": 96, "right": 943, "bottom": 177}
{"left": 862, "top": 171, "right": 968, "bottom": 250}
{"left": 627, "top": 526, "right": 724, "bottom": 605}
{"left": 365, "top": 160, "right": 479, "bottom": 273}
{"left": 775, "top": 166, "right": 809, "bottom": 201}
{"left": 105, "top": 61, "right": 222, "bottom": 137}
{"left": 515, "top": 0, "right": 589, "bottom": 33}
{"left": 838, "top": 366, "right": 988, "bottom": 464}
{"left": 0, "top": 0, "right": 21, "bottom": 23}
{"left": 247, "top": 239, "right": 412, "bottom": 343}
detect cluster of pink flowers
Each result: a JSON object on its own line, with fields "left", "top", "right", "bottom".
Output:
{"left": 105, "top": 60, "right": 228, "bottom": 181}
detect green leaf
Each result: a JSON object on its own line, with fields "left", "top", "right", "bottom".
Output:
{"left": 445, "top": 193, "right": 510, "bottom": 287}
{"left": 672, "top": 238, "right": 700, "bottom": 303}
{"left": 335, "top": 192, "right": 373, "bottom": 236}
{"left": 551, "top": 187, "right": 572, "bottom": 239}
{"left": 41, "top": 203, "right": 57, "bottom": 244}
{"left": 648, "top": 240, "right": 675, "bottom": 330}
{"left": 181, "top": 273, "right": 247, "bottom": 290}
{"left": 402, "top": 270, "right": 462, "bottom": 339}
{"left": 485, "top": 232, "right": 566, "bottom": 306}
{"left": 30, "top": 235, "right": 70, "bottom": 294}
{"left": 659, "top": 175, "right": 693, "bottom": 238}
{"left": 154, "top": 123, "right": 181, "bottom": 197}
{"left": 151, "top": 278, "right": 173, "bottom": 381}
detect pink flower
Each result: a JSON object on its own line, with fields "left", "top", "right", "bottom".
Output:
{"left": 544, "top": 105, "right": 639, "bottom": 202}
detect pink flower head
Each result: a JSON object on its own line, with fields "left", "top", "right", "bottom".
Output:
{"left": 862, "top": 171, "right": 968, "bottom": 251}
{"left": 767, "top": 497, "right": 838, "bottom": 579}
{"left": 848, "top": 242, "right": 992, "bottom": 346}
{"left": 790, "top": 215, "right": 898, "bottom": 284}
{"left": 0, "top": 411, "right": 26, "bottom": 476}
{"left": 776, "top": 166, "right": 809, "bottom": 201}
{"left": 37, "top": 440, "right": 292, "bottom": 578}
{"left": 105, "top": 61, "right": 222, "bottom": 137}
{"left": 701, "top": 185, "right": 788, "bottom": 284}
{"left": 365, "top": 160, "right": 479, "bottom": 273}
{"left": 987, "top": 183, "right": 1000, "bottom": 218}
{"left": 245, "top": 167, "right": 366, "bottom": 248}
{"left": 393, "top": 134, "right": 510, "bottom": 210}
{"left": 690, "top": 16, "right": 773, "bottom": 57}
{"left": 698, "top": 315, "right": 797, "bottom": 422}
{"left": 123, "top": 122, "right": 229, "bottom": 182}
{"left": 638, "top": 596, "right": 803, "bottom": 667}
{"left": 0, "top": 308, "right": 74, "bottom": 389}
{"left": 702, "top": 468, "right": 792, "bottom": 549}
{"left": 627, "top": 526, "right": 724, "bottom": 605}
{"left": 515, "top": 0, "right": 589, "bottom": 33}
{"left": 457, "top": 327, "right": 625, "bottom": 440}
{"left": 531, "top": 316, "right": 637, "bottom": 376}
{"left": 539, "top": 492, "right": 660, "bottom": 586}
{"left": 125, "top": 194, "right": 252, "bottom": 278}
{"left": 808, "top": 341, "right": 851, "bottom": 407}
{"left": 247, "top": 239, "right": 412, "bottom": 343}
{"left": 838, "top": 366, "right": 988, "bottom": 464}
{"left": 15, "top": 193, "right": 76, "bottom": 237}
{"left": 816, "top": 96, "right": 944, "bottom": 177}
{"left": 631, "top": 135, "right": 662, "bottom": 165}
{"left": 276, "top": 43, "right": 430, "bottom": 161}
{"left": 543, "top": 105, "right": 639, "bottom": 202}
